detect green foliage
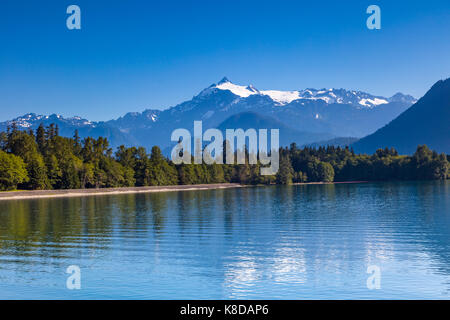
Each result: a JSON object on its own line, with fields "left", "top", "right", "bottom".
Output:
{"left": 293, "top": 171, "right": 307, "bottom": 183}
{"left": 0, "top": 124, "right": 448, "bottom": 192}
{"left": 147, "top": 146, "right": 178, "bottom": 186}
{"left": 290, "top": 144, "right": 448, "bottom": 182}
{"left": 25, "top": 152, "right": 49, "bottom": 190}
{"left": 209, "top": 163, "right": 225, "bottom": 183}
{"left": 411, "top": 145, "right": 448, "bottom": 180}
{"left": 317, "top": 162, "right": 335, "bottom": 182}
{"left": 276, "top": 150, "right": 294, "bottom": 184}
{"left": 0, "top": 150, "right": 29, "bottom": 190}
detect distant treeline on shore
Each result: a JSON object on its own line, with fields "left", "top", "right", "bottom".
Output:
{"left": 0, "top": 123, "right": 448, "bottom": 191}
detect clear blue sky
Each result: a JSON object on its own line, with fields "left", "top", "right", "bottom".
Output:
{"left": 0, "top": 0, "right": 449, "bottom": 121}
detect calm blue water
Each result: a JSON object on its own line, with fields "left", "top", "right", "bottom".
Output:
{"left": 0, "top": 181, "right": 449, "bottom": 299}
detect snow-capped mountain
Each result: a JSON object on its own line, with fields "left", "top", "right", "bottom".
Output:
{"left": 106, "top": 78, "right": 415, "bottom": 150}
{"left": 0, "top": 113, "right": 95, "bottom": 129}
{"left": 106, "top": 109, "right": 161, "bottom": 133}
{"left": 0, "top": 78, "right": 416, "bottom": 151}
{"left": 201, "top": 77, "right": 415, "bottom": 107}
{"left": 0, "top": 113, "right": 137, "bottom": 148}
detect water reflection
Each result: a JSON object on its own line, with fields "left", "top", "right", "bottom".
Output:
{"left": 0, "top": 181, "right": 449, "bottom": 299}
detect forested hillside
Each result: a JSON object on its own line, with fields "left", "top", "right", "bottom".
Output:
{"left": 0, "top": 123, "right": 448, "bottom": 191}
{"left": 353, "top": 78, "right": 450, "bottom": 154}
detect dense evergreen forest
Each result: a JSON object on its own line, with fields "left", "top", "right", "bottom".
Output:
{"left": 0, "top": 123, "right": 448, "bottom": 191}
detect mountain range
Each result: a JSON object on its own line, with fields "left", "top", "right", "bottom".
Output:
{"left": 0, "top": 77, "right": 418, "bottom": 153}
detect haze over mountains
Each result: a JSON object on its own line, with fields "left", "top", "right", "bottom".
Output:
{"left": 0, "top": 77, "right": 418, "bottom": 152}
{"left": 217, "top": 112, "right": 333, "bottom": 147}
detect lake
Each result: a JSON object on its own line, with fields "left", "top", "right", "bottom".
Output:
{"left": 0, "top": 181, "right": 449, "bottom": 299}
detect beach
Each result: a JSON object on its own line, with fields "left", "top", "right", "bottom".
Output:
{"left": 0, "top": 183, "right": 245, "bottom": 201}
{"left": 0, "top": 181, "right": 371, "bottom": 201}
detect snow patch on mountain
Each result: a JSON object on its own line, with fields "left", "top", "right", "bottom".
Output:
{"left": 260, "top": 90, "right": 301, "bottom": 105}
{"left": 359, "top": 98, "right": 389, "bottom": 107}
{"left": 216, "top": 81, "right": 258, "bottom": 98}
{"left": 212, "top": 78, "right": 406, "bottom": 107}
{"left": 1, "top": 113, "right": 97, "bottom": 129}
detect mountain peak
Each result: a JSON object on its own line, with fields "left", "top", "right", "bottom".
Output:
{"left": 246, "top": 84, "right": 259, "bottom": 93}
{"left": 215, "top": 79, "right": 257, "bottom": 98}
{"left": 218, "top": 77, "right": 231, "bottom": 85}
{"left": 427, "top": 77, "right": 450, "bottom": 94}
{"left": 389, "top": 92, "right": 417, "bottom": 104}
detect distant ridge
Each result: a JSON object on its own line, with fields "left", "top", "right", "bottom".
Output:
{"left": 217, "top": 112, "right": 333, "bottom": 146}
{"left": 303, "top": 137, "right": 359, "bottom": 148}
{"left": 353, "top": 78, "right": 450, "bottom": 154}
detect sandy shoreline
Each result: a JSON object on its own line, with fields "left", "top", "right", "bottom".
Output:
{"left": 0, "top": 181, "right": 368, "bottom": 201}
{"left": 0, "top": 183, "right": 245, "bottom": 201}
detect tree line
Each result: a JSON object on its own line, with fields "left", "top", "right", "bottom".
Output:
{"left": 0, "top": 124, "right": 448, "bottom": 191}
